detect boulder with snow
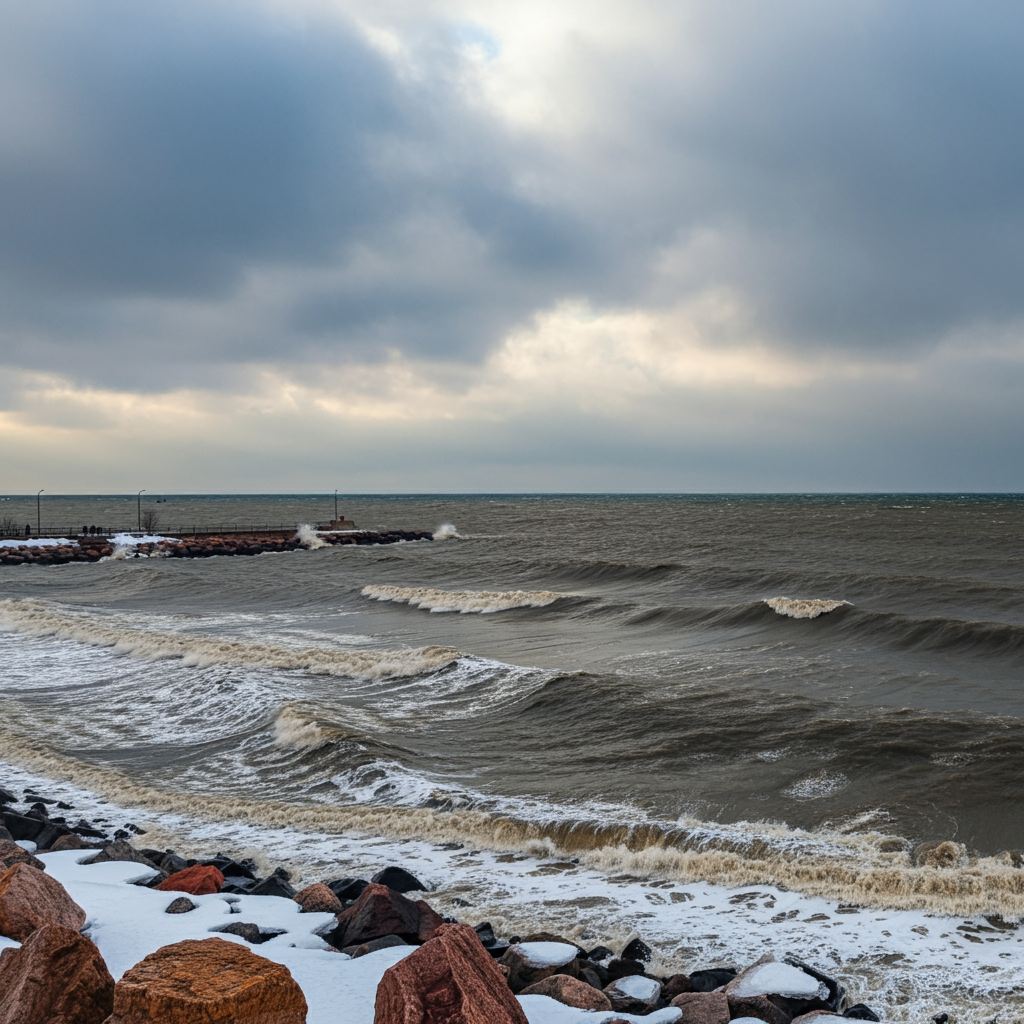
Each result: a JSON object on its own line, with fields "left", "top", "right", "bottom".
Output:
{"left": 0, "top": 863, "right": 86, "bottom": 941}
{"left": 374, "top": 922, "right": 528, "bottom": 1024}
{"left": 726, "top": 955, "right": 831, "bottom": 1003}
{"left": 105, "top": 937, "right": 306, "bottom": 1024}
{"left": 498, "top": 941, "right": 581, "bottom": 993}
{"left": 0, "top": 923, "right": 114, "bottom": 1024}
{"left": 605, "top": 972, "right": 663, "bottom": 1013}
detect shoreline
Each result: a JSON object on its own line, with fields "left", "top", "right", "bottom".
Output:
{"left": 0, "top": 760, "right": 1020, "bottom": 1022}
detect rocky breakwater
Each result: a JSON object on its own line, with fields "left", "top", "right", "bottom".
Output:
{"left": 0, "top": 536, "right": 114, "bottom": 566}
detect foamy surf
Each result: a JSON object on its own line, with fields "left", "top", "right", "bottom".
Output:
{"left": 295, "top": 524, "right": 327, "bottom": 549}
{"left": 764, "top": 597, "right": 851, "bottom": 619}
{"left": 0, "top": 598, "right": 461, "bottom": 680}
{"left": 1, "top": 754, "right": 1023, "bottom": 1023}
{"left": 362, "top": 584, "right": 564, "bottom": 614}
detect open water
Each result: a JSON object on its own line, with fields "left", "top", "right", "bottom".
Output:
{"left": 2, "top": 493, "right": 1024, "bottom": 1018}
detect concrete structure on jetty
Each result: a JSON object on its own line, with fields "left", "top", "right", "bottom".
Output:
{"left": 0, "top": 524, "right": 432, "bottom": 566}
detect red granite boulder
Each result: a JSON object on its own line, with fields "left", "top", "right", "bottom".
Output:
{"left": 331, "top": 882, "right": 440, "bottom": 948}
{"left": 0, "top": 864, "right": 86, "bottom": 941}
{"left": 374, "top": 922, "right": 528, "bottom": 1024}
{"left": 0, "top": 923, "right": 114, "bottom": 1024}
{"left": 0, "top": 841, "right": 44, "bottom": 874}
{"left": 519, "top": 974, "right": 613, "bottom": 1011}
{"left": 105, "top": 937, "right": 306, "bottom": 1024}
{"left": 153, "top": 864, "right": 224, "bottom": 896}
{"left": 669, "top": 991, "right": 730, "bottom": 1024}
{"left": 293, "top": 883, "right": 343, "bottom": 914}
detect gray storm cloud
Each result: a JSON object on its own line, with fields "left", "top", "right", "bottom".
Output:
{"left": 1, "top": 0, "right": 1023, "bottom": 388}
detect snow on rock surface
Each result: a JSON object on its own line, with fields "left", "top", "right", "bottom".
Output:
{"left": 516, "top": 941, "right": 579, "bottom": 968}
{"left": 518, "top": 997, "right": 681, "bottom": 1024}
{"left": 730, "top": 961, "right": 829, "bottom": 1001}
{"left": 610, "top": 973, "right": 661, "bottom": 1003}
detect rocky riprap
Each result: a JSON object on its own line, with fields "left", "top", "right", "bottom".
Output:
{"left": 0, "top": 782, "right": 897, "bottom": 1024}
{"left": 0, "top": 527, "right": 433, "bottom": 566}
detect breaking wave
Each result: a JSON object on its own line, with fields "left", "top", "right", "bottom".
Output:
{"left": 0, "top": 598, "right": 461, "bottom": 680}
{"left": 432, "top": 523, "right": 463, "bottom": 540}
{"left": 295, "top": 524, "right": 327, "bottom": 550}
{"left": 272, "top": 707, "right": 336, "bottom": 750}
{"left": 361, "top": 584, "right": 564, "bottom": 614}
{"left": 765, "top": 597, "right": 852, "bottom": 619}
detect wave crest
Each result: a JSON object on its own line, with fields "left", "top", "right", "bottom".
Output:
{"left": 362, "top": 584, "right": 564, "bottom": 614}
{"left": 0, "top": 598, "right": 461, "bottom": 680}
{"left": 432, "top": 523, "right": 463, "bottom": 540}
{"left": 295, "top": 524, "right": 327, "bottom": 550}
{"left": 765, "top": 597, "right": 851, "bottom": 619}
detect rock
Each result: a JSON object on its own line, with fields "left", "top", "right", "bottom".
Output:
{"left": 605, "top": 957, "right": 647, "bottom": 982}
{"left": 293, "top": 883, "right": 343, "bottom": 914}
{"left": 214, "top": 921, "right": 262, "bottom": 943}
{"left": 153, "top": 864, "right": 224, "bottom": 896}
{"left": 520, "top": 931, "right": 587, "bottom": 955}
{"left": 689, "top": 968, "right": 737, "bottom": 991}
{"left": 83, "top": 841, "right": 160, "bottom": 870}
{"left": 792, "top": 1014, "right": 841, "bottom": 1024}
{"left": 0, "top": 864, "right": 86, "bottom": 941}
{"left": 726, "top": 955, "right": 828, "bottom": 1006}
{"left": 842, "top": 1005, "right": 881, "bottom": 1021}
{"left": 372, "top": 866, "right": 428, "bottom": 893}
{"left": 374, "top": 922, "right": 528, "bottom": 1024}
{"left": 0, "top": 923, "right": 114, "bottom": 1024}
{"left": 605, "top": 973, "right": 661, "bottom": 1007}
{"left": 0, "top": 814, "right": 44, "bottom": 843}
{"left": 342, "top": 935, "right": 409, "bottom": 958}
{"left": 0, "top": 788, "right": 16, "bottom": 806}
{"left": 670, "top": 992, "right": 730, "bottom": 1024}
{"left": 0, "top": 840, "right": 44, "bottom": 873}
{"left": 498, "top": 941, "right": 580, "bottom": 993}
{"left": 782, "top": 955, "right": 843, "bottom": 1014}
{"left": 33, "top": 823, "right": 73, "bottom": 851}
{"left": 203, "top": 856, "right": 256, "bottom": 880}
{"left": 520, "top": 974, "right": 613, "bottom": 1011}
{"left": 473, "top": 922, "right": 497, "bottom": 946}
{"left": 586, "top": 945, "right": 614, "bottom": 961}
{"left": 727, "top": 993, "right": 793, "bottom": 1024}
{"left": 664, "top": 973, "right": 694, "bottom": 1000}
{"left": 48, "top": 833, "right": 90, "bottom": 852}
{"left": 329, "top": 883, "right": 440, "bottom": 949}
{"left": 620, "top": 937, "right": 652, "bottom": 962}
{"left": 105, "top": 937, "right": 306, "bottom": 1024}
{"left": 326, "top": 876, "right": 368, "bottom": 902}
{"left": 0, "top": 827, "right": 11, "bottom": 843}
{"left": 159, "top": 853, "right": 190, "bottom": 876}
{"left": 250, "top": 873, "right": 297, "bottom": 899}
{"left": 164, "top": 897, "right": 196, "bottom": 914}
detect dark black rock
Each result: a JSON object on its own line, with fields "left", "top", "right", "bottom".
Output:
{"left": 371, "top": 866, "right": 427, "bottom": 893}
{"left": 57, "top": 801, "right": 74, "bottom": 810}
{"left": 342, "top": 935, "right": 408, "bottom": 957}
{"left": 931, "top": 1016, "right": 948, "bottom": 1024}
{"left": 136, "top": 849, "right": 167, "bottom": 864}
{"left": 250, "top": 873, "right": 297, "bottom": 899}
{"left": 23, "top": 793, "right": 55, "bottom": 805}
{"left": 844, "top": 1005, "right": 881, "bottom": 1021}
{"left": 606, "top": 958, "right": 647, "bottom": 983}
{"left": 160, "top": 853, "right": 190, "bottom": 875}
{"left": 71, "top": 820, "right": 107, "bottom": 839}
{"left": 113, "top": 829, "right": 130, "bottom": 841}
{"left": 782, "top": 955, "right": 843, "bottom": 1014}
{"left": 586, "top": 946, "right": 615, "bottom": 962}
{"left": 621, "top": 937, "right": 652, "bottom": 963}
{"left": 485, "top": 943, "right": 510, "bottom": 959}
{"left": 203, "top": 855, "right": 256, "bottom": 880}
{"left": 577, "top": 959, "right": 609, "bottom": 986}
{"left": 125, "top": 823, "right": 146, "bottom": 835}
{"left": 165, "top": 897, "right": 196, "bottom": 914}
{"left": 33, "top": 823, "right": 72, "bottom": 850}
{"left": 474, "top": 922, "right": 497, "bottom": 946}
{"left": 222, "top": 875, "right": 256, "bottom": 893}
{"left": 326, "top": 877, "right": 369, "bottom": 902}
{"left": 134, "top": 872, "right": 169, "bottom": 888}
{"left": 2, "top": 811, "right": 45, "bottom": 842}
{"left": 28, "top": 802, "right": 51, "bottom": 817}
{"left": 215, "top": 921, "right": 262, "bottom": 944}
{"left": 0, "top": 825, "right": 12, "bottom": 843}
{"left": 0, "top": 787, "right": 16, "bottom": 805}
{"left": 689, "top": 968, "right": 738, "bottom": 992}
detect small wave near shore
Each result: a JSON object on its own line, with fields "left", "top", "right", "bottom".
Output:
{"left": 362, "top": 584, "right": 565, "bottom": 614}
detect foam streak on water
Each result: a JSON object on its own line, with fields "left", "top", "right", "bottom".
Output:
{"left": 361, "top": 584, "right": 564, "bottom": 613}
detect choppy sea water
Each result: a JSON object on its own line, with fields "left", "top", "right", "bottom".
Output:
{"left": 2, "top": 493, "right": 1024, "bottom": 1019}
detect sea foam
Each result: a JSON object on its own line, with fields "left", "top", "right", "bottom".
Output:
{"left": 764, "top": 596, "right": 851, "bottom": 619}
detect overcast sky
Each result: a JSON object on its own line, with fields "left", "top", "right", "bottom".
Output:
{"left": 2, "top": 0, "right": 1023, "bottom": 492}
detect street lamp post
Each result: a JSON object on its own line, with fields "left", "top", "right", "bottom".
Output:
{"left": 137, "top": 489, "right": 145, "bottom": 532}
{"left": 36, "top": 489, "right": 43, "bottom": 537}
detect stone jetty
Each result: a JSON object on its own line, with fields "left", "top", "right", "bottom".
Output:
{"left": 0, "top": 528, "right": 433, "bottom": 567}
